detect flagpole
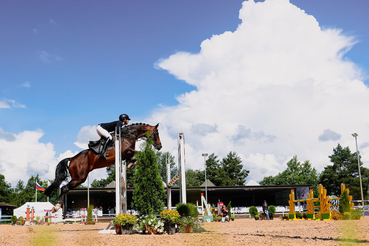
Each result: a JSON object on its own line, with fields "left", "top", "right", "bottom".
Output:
{"left": 36, "top": 187, "right": 37, "bottom": 202}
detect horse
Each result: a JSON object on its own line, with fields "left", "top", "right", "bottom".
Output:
{"left": 44, "top": 123, "right": 162, "bottom": 212}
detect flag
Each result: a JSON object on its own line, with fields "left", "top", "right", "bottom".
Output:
{"left": 36, "top": 181, "right": 45, "bottom": 191}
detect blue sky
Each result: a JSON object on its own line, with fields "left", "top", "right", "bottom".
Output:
{"left": 1, "top": 0, "right": 369, "bottom": 187}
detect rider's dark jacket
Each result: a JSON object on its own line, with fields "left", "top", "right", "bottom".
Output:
{"left": 99, "top": 120, "right": 123, "bottom": 132}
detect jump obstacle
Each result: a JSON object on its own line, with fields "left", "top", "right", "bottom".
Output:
{"left": 288, "top": 183, "right": 354, "bottom": 220}
{"left": 166, "top": 132, "right": 186, "bottom": 209}
{"left": 99, "top": 126, "right": 127, "bottom": 234}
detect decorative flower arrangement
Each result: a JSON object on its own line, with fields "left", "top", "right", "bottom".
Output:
{"left": 331, "top": 210, "right": 343, "bottom": 220}
{"left": 113, "top": 213, "right": 137, "bottom": 227}
{"left": 133, "top": 214, "right": 164, "bottom": 234}
{"left": 160, "top": 210, "right": 180, "bottom": 224}
{"left": 177, "top": 216, "right": 201, "bottom": 233}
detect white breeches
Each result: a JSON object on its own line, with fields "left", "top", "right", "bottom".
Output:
{"left": 97, "top": 125, "right": 113, "bottom": 140}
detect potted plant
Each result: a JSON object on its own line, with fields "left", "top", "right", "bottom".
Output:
{"left": 113, "top": 213, "right": 137, "bottom": 235}
{"left": 268, "top": 205, "right": 276, "bottom": 220}
{"left": 249, "top": 206, "right": 258, "bottom": 218}
{"left": 18, "top": 216, "right": 25, "bottom": 226}
{"left": 260, "top": 211, "right": 266, "bottom": 220}
{"left": 254, "top": 214, "right": 260, "bottom": 220}
{"left": 177, "top": 216, "right": 200, "bottom": 233}
{"left": 160, "top": 210, "right": 180, "bottom": 235}
{"left": 133, "top": 214, "right": 164, "bottom": 234}
{"left": 230, "top": 215, "right": 235, "bottom": 221}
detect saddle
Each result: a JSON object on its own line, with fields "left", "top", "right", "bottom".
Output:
{"left": 88, "top": 135, "right": 115, "bottom": 155}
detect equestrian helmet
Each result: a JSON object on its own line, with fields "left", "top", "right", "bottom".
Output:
{"left": 119, "top": 114, "right": 131, "bottom": 121}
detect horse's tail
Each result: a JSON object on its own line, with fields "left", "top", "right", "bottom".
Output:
{"left": 44, "top": 158, "right": 71, "bottom": 196}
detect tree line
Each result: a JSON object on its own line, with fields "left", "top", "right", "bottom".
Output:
{"left": 0, "top": 143, "right": 368, "bottom": 206}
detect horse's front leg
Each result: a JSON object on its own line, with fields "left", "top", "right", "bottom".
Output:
{"left": 125, "top": 148, "right": 138, "bottom": 168}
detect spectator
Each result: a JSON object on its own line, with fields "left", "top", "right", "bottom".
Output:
{"left": 262, "top": 200, "right": 269, "bottom": 220}
{"left": 221, "top": 204, "right": 229, "bottom": 222}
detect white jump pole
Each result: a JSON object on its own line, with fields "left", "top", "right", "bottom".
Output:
{"left": 178, "top": 133, "right": 186, "bottom": 204}
{"left": 115, "top": 126, "right": 122, "bottom": 216}
{"left": 166, "top": 154, "right": 172, "bottom": 209}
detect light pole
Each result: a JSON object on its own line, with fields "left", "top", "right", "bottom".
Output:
{"left": 352, "top": 133, "right": 364, "bottom": 208}
{"left": 202, "top": 153, "right": 208, "bottom": 203}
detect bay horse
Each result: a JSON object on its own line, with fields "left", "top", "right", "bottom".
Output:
{"left": 45, "top": 123, "right": 162, "bottom": 212}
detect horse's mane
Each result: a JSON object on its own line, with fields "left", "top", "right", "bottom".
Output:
{"left": 127, "top": 123, "right": 150, "bottom": 127}
{"left": 121, "top": 123, "right": 151, "bottom": 137}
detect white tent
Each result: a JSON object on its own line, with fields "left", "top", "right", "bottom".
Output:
{"left": 13, "top": 202, "right": 62, "bottom": 220}
{"left": 245, "top": 179, "right": 260, "bottom": 186}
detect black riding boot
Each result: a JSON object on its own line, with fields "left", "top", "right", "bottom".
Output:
{"left": 101, "top": 138, "right": 111, "bottom": 158}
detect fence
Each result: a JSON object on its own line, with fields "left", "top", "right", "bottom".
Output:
{"left": 0, "top": 215, "right": 12, "bottom": 224}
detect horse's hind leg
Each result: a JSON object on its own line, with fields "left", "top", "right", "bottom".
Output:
{"left": 52, "top": 179, "right": 84, "bottom": 213}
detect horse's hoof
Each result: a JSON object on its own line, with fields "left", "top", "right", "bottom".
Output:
{"left": 52, "top": 204, "right": 61, "bottom": 213}
{"left": 128, "top": 161, "right": 137, "bottom": 168}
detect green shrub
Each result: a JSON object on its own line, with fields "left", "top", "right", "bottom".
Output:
{"left": 295, "top": 212, "right": 303, "bottom": 218}
{"left": 249, "top": 206, "right": 258, "bottom": 217}
{"left": 350, "top": 209, "right": 363, "bottom": 220}
{"left": 87, "top": 205, "right": 94, "bottom": 223}
{"left": 339, "top": 189, "right": 350, "bottom": 214}
{"left": 11, "top": 216, "right": 17, "bottom": 225}
{"left": 113, "top": 213, "right": 137, "bottom": 226}
{"left": 268, "top": 205, "right": 276, "bottom": 215}
{"left": 176, "top": 203, "right": 199, "bottom": 218}
{"left": 227, "top": 201, "right": 232, "bottom": 218}
{"left": 343, "top": 212, "right": 351, "bottom": 220}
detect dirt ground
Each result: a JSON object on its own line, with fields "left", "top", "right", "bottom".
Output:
{"left": 1, "top": 217, "right": 369, "bottom": 246}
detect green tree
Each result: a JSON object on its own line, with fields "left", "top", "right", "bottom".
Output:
{"left": 0, "top": 174, "right": 11, "bottom": 203}
{"left": 131, "top": 133, "right": 166, "bottom": 215}
{"left": 204, "top": 152, "right": 249, "bottom": 186}
{"left": 156, "top": 151, "right": 178, "bottom": 187}
{"left": 220, "top": 152, "right": 249, "bottom": 186}
{"left": 260, "top": 156, "right": 319, "bottom": 193}
{"left": 205, "top": 154, "right": 223, "bottom": 186}
{"left": 320, "top": 144, "right": 369, "bottom": 199}
{"left": 185, "top": 169, "right": 204, "bottom": 187}
{"left": 8, "top": 180, "right": 25, "bottom": 206}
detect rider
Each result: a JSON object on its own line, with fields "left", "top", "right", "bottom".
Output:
{"left": 97, "top": 114, "right": 131, "bottom": 157}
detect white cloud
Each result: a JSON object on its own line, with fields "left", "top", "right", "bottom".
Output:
{"left": 150, "top": 0, "right": 369, "bottom": 182}
{"left": 37, "top": 51, "right": 62, "bottom": 63}
{"left": 318, "top": 129, "right": 341, "bottom": 142}
{"left": 0, "top": 129, "right": 57, "bottom": 186}
{"left": 0, "top": 100, "right": 10, "bottom": 108}
{"left": 74, "top": 125, "right": 99, "bottom": 149}
{"left": 0, "top": 127, "right": 107, "bottom": 187}
{"left": 0, "top": 98, "right": 26, "bottom": 109}
{"left": 21, "top": 81, "right": 31, "bottom": 88}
